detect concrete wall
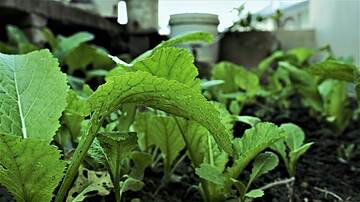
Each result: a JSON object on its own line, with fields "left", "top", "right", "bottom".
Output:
{"left": 309, "top": 0, "right": 360, "bottom": 65}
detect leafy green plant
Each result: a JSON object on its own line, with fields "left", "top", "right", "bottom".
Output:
{"left": 194, "top": 122, "right": 285, "bottom": 201}
{"left": 54, "top": 32, "right": 232, "bottom": 202}
{"left": 309, "top": 59, "right": 360, "bottom": 102}
{"left": 0, "top": 29, "right": 315, "bottom": 202}
{"left": 270, "top": 123, "right": 313, "bottom": 176}
{"left": 0, "top": 25, "right": 39, "bottom": 54}
{"left": 0, "top": 31, "right": 239, "bottom": 202}
{"left": 210, "top": 62, "right": 262, "bottom": 114}
{"left": 337, "top": 143, "right": 356, "bottom": 164}
{"left": 42, "top": 28, "right": 115, "bottom": 75}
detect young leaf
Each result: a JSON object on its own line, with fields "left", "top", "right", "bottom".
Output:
{"left": 201, "top": 80, "right": 225, "bottom": 90}
{"left": 6, "top": 25, "right": 29, "bottom": 45}
{"left": 89, "top": 71, "right": 233, "bottom": 154}
{"left": 196, "top": 163, "right": 227, "bottom": 186}
{"left": 0, "top": 134, "right": 66, "bottom": 202}
{"left": 228, "top": 123, "right": 285, "bottom": 178}
{"left": 119, "top": 175, "right": 144, "bottom": 199}
{"left": 289, "top": 142, "right": 313, "bottom": 167}
{"left": 248, "top": 152, "right": 279, "bottom": 186}
{"left": 269, "top": 141, "right": 287, "bottom": 166}
{"left": 280, "top": 123, "right": 305, "bottom": 150}
{"left": 232, "top": 115, "right": 261, "bottom": 127}
{"left": 97, "top": 132, "right": 138, "bottom": 202}
{"left": 245, "top": 189, "right": 264, "bottom": 198}
{"left": 0, "top": 50, "right": 68, "bottom": 142}
{"left": 67, "top": 166, "right": 113, "bottom": 202}
{"left": 42, "top": 28, "right": 58, "bottom": 50}
{"left": 272, "top": 123, "right": 313, "bottom": 176}
{"left": 130, "top": 151, "right": 152, "bottom": 180}
{"left": 258, "top": 51, "right": 284, "bottom": 76}
{"left": 97, "top": 132, "right": 138, "bottom": 177}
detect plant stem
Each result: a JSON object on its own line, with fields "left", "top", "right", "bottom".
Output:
{"left": 117, "top": 104, "right": 136, "bottom": 132}
{"left": 314, "top": 187, "right": 344, "bottom": 201}
{"left": 259, "top": 177, "right": 295, "bottom": 190}
{"left": 173, "top": 117, "right": 212, "bottom": 202}
{"left": 55, "top": 113, "right": 103, "bottom": 202}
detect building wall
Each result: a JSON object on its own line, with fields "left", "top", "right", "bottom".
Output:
{"left": 309, "top": 0, "right": 360, "bottom": 65}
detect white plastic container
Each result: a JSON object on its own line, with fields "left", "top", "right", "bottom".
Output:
{"left": 169, "top": 13, "right": 220, "bottom": 64}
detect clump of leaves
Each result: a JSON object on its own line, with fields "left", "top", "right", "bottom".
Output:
{"left": 194, "top": 121, "right": 286, "bottom": 201}
{"left": 0, "top": 49, "right": 68, "bottom": 201}
{"left": 0, "top": 31, "right": 237, "bottom": 202}
{"left": 270, "top": 123, "right": 313, "bottom": 176}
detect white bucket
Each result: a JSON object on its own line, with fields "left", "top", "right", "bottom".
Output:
{"left": 169, "top": 13, "right": 219, "bottom": 64}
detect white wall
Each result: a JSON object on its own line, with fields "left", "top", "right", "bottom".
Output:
{"left": 309, "top": 0, "right": 360, "bottom": 65}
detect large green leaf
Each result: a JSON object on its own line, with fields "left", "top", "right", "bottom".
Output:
{"left": 0, "top": 134, "right": 66, "bottom": 202}
{"left": 175, "top": 118, "right": 208, "bottom": 167}
{"left": 318, "top": 79, "right": 350, "bottom": 132}
{"left": 196, "top": 163, "right": 227, "bottom": 186}
{"left": 355, "top": 70, "right": 360, "bottom": 101}
{"left": 0, "top": 50, "right": 68, "bottom": 142}
{"left": 212, "top": 62, "right": 241, "bottom": 93}
{"left": 109, "top": 47, "right": 200, "bottom": 90}
{"left": 157, "top": 32, "right": 213, "bottom": 48}
{"left": 133, "top": 47, "right": 200, "bottom": 89}
{"left": 58, "top": 32, "right": 94, "bottom": 53}
{"left": 64, "top": 44, "right": 114, "bottom": 74}
{"left": 287, "top": 47, "right": 315, "bottom": 65}
{"left": 234, "top": 67, "right": 261, "bottom": 96}
{"left": 280, "top": 61, "right": 323, "bottom": 112}
{"left": 309, "top": 60, "right": 356, "bottom": 82}
{"left": 258, "top": 51, "right": 284, "bottom": 76}
{"left": 134, "top": 114, "right": 185, "bottom": 174}
{"left": 133, "top": 32, "right": 213, "bottom": 62}
{"left": 89, "top": 71, "right": 233, "bottom": 154}
{"left": 228, "top": 123, "right": 285, "bottom": 177}
{"left": 64, "top": 43, "right": 94, "bottom": 73}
